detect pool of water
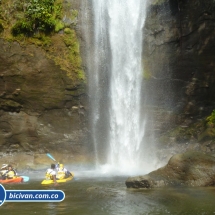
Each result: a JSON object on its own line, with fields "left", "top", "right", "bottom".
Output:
{"left": 1, "top": 172, "right": 215, "bottom": 215}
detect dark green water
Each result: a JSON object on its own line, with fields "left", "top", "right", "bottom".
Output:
{"left": 1, "top": 173, "right": 215, "bottom": 215}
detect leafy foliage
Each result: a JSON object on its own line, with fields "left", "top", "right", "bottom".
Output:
{"left": 206, "top": 110, "right": 215, "bottom": 126}
{"left": 12, "top": 0, "right": 62, "bottom": 36}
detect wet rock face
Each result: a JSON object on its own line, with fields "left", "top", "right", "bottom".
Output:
{"left": 0, "top": 0, "right": 94, "bottom": 168}
{"left": 0, "top": 38, "right": 89, "bottom": 160}
{"left": 143, "top": 0, "right": 215, "bottom": 132}
{"left": 126, "top": 151, "right": 215, "bottom": 188}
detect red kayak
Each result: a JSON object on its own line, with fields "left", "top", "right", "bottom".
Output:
{"left": 0, "top": 177, "right": 23, "bottom": 184}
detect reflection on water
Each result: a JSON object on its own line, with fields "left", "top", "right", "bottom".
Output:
{"left": 1, "top": 173, "right": 215, "bottom": 215}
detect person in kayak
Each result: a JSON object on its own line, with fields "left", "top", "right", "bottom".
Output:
{"left": 45, "top": 164, "right": 58, "bottom": 185}
{"left": 56, "top": 164, "right": 72, "bottom": 180}
{"left": 0, "top": 164, "right": 8, "bottom": 179}
{"left": 6, "top": 165, "right": 17, "bottom": 179}
{"left": 1, "top": 164, "right": 17, "bottom": 179}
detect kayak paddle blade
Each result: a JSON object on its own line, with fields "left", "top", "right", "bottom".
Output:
{"left": 21, "top": 176, "right": 29, "bottom": 182}
{"left": 46, "top": 153, "right": 56, "bottom": 162}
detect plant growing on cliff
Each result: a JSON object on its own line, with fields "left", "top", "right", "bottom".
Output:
{"left": 11, "top": 0, "right": 63, "bottom": 36}
{"left": 61, "top": 29, "right": 85, "bottom": 81}
{"left": 206, "top": 110, "right": 215, "bottom": 127}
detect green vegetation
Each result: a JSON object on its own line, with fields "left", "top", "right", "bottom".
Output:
{"left": 206, "top": 109, "right": 215, "bottom": 127}
{"left": 159, "top": 109, "right": 215, "bottom": 145}
{"left": 11, "top": 0, "right": 63, "bottom": 36}
{"left": 54, "top": 20, "right": 64, "bottom": 32}
{"left": 167, "top": 126, "right": 198, "bottom": 144}
{"left": 142, "top": 59, "right": 153, "bottom": 80}
{"left": 143, "top": 69, "right": 151, "bottom": 80}
{"left": 0, "top": 0, "right": 85, "bottom": 82}
{"left": 53, "top": 28, "right": 85, "bottom": 82}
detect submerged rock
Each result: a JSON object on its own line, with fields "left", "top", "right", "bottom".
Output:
{"left": 126, "top": 151, "right": 215, "bottom": 188}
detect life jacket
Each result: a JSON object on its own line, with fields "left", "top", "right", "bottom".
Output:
{"left": 6, "top": 169, "right": 17, "bottom": 179}
{"left": 56, "top": 168, "right": 66, "bottom": 180}
{"left": 0, "top": 170, "right": 7, "bottom": 175}
{"left": 45, "top": 169, "right": 56, "bottom": 180}
{"left": 0, "top": 170, "right": 7, "bottom": 179}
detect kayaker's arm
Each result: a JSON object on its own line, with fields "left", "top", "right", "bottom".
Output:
{"left": 52, "top": 174, "right": 58, "bottom": 185}
{"left": 53, "top": 174, "right": 57, "bottom": 182}
{"left": 1, "top": 170, "right": 8, "bottom": 179}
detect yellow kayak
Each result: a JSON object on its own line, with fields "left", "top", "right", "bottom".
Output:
{"left": 41, "top": 175, "right": 74, "bottom": 185}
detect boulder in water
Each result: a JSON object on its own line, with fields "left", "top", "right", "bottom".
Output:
{"left": 126, "top": 151, "right": 215, "bottom": 188}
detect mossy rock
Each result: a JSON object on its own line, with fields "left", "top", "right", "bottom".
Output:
{"left": 151, "top": 0, "right": 168, "bottom": 5}
{"left": 126, "top": 151, "right": 215, "bottom": 188}
{"left": 0, "top": 99, "right": 22, "bottom": 112}
{"left": 0, "top": 22, "right": 3, "bottom": 33}
{"left": 166, "top": 126, "right": 196, "bottom": 143}
{"left": 198, "top": 128, "right": 215, "bottom": 142}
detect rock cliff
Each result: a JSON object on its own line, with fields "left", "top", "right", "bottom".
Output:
{"left": 143, "top": 0, "right": 215, "bottom": 162}
{"left": 1, "top": 0, "right": 215, "bottom": 170}
{"left": 0, "top": 0, "right": 91, "bottom": 169}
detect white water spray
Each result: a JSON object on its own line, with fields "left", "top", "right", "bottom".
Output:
{"left": 88, "top": 0, "right": 155, "bottom": 175}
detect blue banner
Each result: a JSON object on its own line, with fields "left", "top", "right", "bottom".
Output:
{"left": 0, "top": 184, "right": 65, "bottom": 206}
{"left": 0, "top": 184, "right": 6, "bottom": 206}
{"left": 6, "top": 190, "right": 65, "bottom": 202}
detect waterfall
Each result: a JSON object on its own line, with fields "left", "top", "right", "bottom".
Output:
{"left": 87, "top": 0, "right": 154, "bottom": 175}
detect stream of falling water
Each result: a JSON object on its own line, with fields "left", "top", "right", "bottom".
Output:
{"left": 89, "top": 0, "right": 154, "bottom": 175}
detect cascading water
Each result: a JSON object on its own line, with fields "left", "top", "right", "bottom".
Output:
{"left": 87, "top": 0, "right": 155, "bottom": 175}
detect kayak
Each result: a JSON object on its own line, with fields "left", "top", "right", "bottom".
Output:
{"left": 41, "top": 175, "right": 74, "bottom": 185}
{"left": 0, "top": 177, "right": 23, "bottom": 184}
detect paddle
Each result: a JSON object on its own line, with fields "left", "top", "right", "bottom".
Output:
{"left": 46, "top": 153, "right": 60, "bottom": 169}
{"left": 20, "top": 176, "right": 30, "bottom": 182}
{"left": 46, "top": 153, "right": 57, "bottom": 162}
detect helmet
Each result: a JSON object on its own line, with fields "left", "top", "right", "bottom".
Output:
{"left": 1, "top": 164, "right": 8, "bottom": 169}
{"left": 59, "top": 164, "right": 64, "bottom": 168}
